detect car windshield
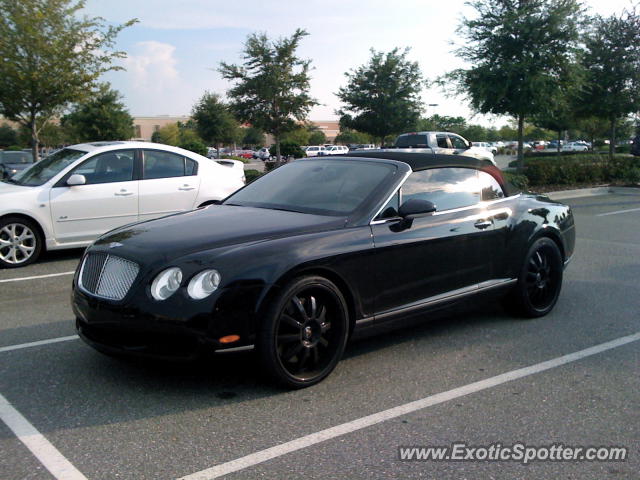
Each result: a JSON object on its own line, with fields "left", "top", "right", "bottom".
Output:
{"left": 9, "top": 148, "right": 86, "bottom": 186}
{"left": 1, "top": 151, "right": 33, "bottom": 164}
{"left": 225, "top": 159, "right": 397, "bottom": 216}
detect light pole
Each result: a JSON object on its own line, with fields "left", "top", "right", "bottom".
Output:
{"left": 426, "top": 104, "right": 439, "bottom": 122}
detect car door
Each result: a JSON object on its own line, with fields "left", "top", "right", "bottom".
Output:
{"left": 49, "top": 149, "right": 138, "bottom": 244}
{"left": 448, "top": 134, "right": 472, "bottom": 155}
{"left": 370, "top": 167, "right": 496, "bottom": 316}
{"left": 432, "top": 133, "right": 453, "bottom": 155}
{"left": 138, "top": 149, "right": 201, "bottom": 221}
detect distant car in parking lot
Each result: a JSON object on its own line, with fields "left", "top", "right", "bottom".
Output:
{"left": 304, "top": 146, "right": 326, "bottom": 157}
{"left": 0, "top": 141, "right": 245, "bottom": 268}
{"left": 318, "top": 145, "right": 349, "bottom": 156}
{"left": 255, "top": 147, "right": 271, "bottom": 161}
{"left": 562, "top": 142, "right": 589, "bottom": 152}
{"left": 0, "top": 150, "right": 35, "bottom": 179}
{"left": 471, "top": 142, "right": 498, "bottom": 155}
{"left": 230, "top": 150, "right": 255, "bottom": 159}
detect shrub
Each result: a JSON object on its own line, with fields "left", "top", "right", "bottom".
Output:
{"left": 520, "top": 156, "right": 639, "bottom": 186}
{"left": 179, "top": 139, "right": 207, "bottom": 156}
{"left": 503, "top": 172, "right": 529, "bottom": 191}
{"left": 615, "top": 144, "right": 631, "bottom": 154}
{"left": 244, "top": 169, "right": 262, "bottom": 183}
{"left": 269, "top": 141, "right": 306, "bottom": 159}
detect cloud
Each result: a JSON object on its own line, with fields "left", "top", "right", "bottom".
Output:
{"left": 123, "top": 41, "right": 179, "bottom": 93}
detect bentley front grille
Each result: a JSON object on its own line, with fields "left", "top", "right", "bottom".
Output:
{"left": 79, "top": 252, "right": 140, "bottom": 301}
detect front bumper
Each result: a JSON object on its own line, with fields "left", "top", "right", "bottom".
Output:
{"left": 72, "top": 283, "right": 265, "bottom": 360}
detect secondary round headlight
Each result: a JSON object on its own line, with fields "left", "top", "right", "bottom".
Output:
{"left": 150, "top": 267, "right": 183, "bottom": 301}
{"left": 187, "top": 269, "right": 221, "bottom": 300}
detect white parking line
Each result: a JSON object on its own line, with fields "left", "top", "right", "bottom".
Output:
{"left": 179, "top": 331, "right": 640, "bottom": 480}
{"left": 0, "top": 335, "right": 79, "bottom": 354}
{"left": 0, "top": 271, "right": 75, "bottom": 284}
{"left": 596, "top": 207, "right": 640, "bottom": 217}
{"left": 0, "top": 392, "right": 87, "bottom": 480}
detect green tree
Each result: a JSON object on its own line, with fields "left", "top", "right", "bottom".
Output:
{"left": 281, "top": 127, "right": 311, "bottom": 146}
{"left": 174, "top": 126, "right": 207, "bottom": 156}
{"left": 460, "top": 124, "right": 487, "bottom": 142}
{"left": 62, "top": 83, "right": 134, "bottom": 142}
{"left": 533, "top": 61, "right": 584, "bottom": 154}
{"left": 38, "top": 123, "right": 68, "bottom": 148}
{"left": 334, "top": 129, "right": 372, "bottom": 145}
{"left": 419, "top": 114, "right": 467, "bottom": 132}
{"left": 150, "top": 131, "right": 162, "bottom": 143}
{"left": 0, "top": 124, "right": 18, "bottom": 148}
{"left": 191, "top": 92, "right": 240, "bottom": 157}
{"left": 498, "top": 124, "right": 518, "bottom": 141}
{"left": 242, "top": 127, "right": 265, "bottom": 147}
{"left": 444, "top": 0, "right": 583, "bottom": 170}
{"left": 580, "top": 7, "right": 640, "bottom": 159}
{"left": 154, "top": 123, "right": 181, "bottom": 146}
{"left": 308, "top": 130, "right": 327, "bottom": 145}
{"left": 0, "top": 0, "right": 136, "bottom": 161}
{"left": 574, "top": 116, "right": 608, "bottom": 148}
{"left": 337, "top": 48, "right": 424, "bottom": 146}
{"left": 220, "top": 29, "right": 317, "bottom": 163}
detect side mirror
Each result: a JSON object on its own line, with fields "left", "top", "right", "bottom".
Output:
{"left": 67, "top": 174, "right": 86, "bottom": 186}
{"left": 398, "top": 198, "right": 437, "bottom": 218}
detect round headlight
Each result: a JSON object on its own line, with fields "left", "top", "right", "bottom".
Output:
{"left": 187, "top": 269, "right": 221, "bottom": 300}
{"left": 150, "top": 267, "right": 183, "bottom": 301}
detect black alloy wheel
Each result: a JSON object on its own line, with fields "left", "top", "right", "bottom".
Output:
{"left": 505, "top": 237, "right": 563, "bottom": 318}
{"left": 258, "top": 276, "right": 349, "bottom": 388}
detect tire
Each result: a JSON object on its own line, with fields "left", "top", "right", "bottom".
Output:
{"left": 503, "top": 237, "right": 563, "bottom": 318}
{"left": 0, "top": 216, "right": 43, "bottom": 268}
{"left": 257, "top": 276, "right": 349, "bottom": 388}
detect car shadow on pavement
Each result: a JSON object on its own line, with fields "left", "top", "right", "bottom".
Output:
{"left": 38, "top": 247, "right": 85, "bottom": 265}
{"left": 0, "top": 298, "right": 520, "bottom": 437}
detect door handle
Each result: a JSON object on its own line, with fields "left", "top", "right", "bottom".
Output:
{"left": 492, "top": 211, "right": 510, "bottom": 221}
{"left": 178, "top": 186, "right": 195, "bottom": 191}
{"left": 474, "top": 219, "right": 493, "bottom": 229}
{"left": 115, "top": 191, "right": 133, "bottom": 196}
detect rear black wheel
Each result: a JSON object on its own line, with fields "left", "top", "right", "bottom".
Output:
{"left": 504, "top": 237, "right": 563, "bottom": 318}
{"left": 257, "top": 276, "right": 349, "bottom": 388}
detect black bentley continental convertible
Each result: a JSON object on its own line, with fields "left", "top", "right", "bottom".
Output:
{"left": 72, "top": 152, "right": 575, "bottom": 388}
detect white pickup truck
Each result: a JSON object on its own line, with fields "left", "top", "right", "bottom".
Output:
{"left": 391, "top": 132, "right": 496, "bottom": 165}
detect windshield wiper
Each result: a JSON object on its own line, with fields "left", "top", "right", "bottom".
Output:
{"left": 2, "top": 177, "right": 20, "bottom": 185}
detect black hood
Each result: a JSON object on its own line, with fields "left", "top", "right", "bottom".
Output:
{"left": 93, "top": 205, "right": 346, "bottom": 262}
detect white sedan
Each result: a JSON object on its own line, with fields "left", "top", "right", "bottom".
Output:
{"left": 0, "top": 141, "right": 245, "bottom": 268}
{"left": 562, "top": 142, "right": 589, "bottom": 152}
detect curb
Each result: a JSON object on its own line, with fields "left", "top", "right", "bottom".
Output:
{"left": 545, "top": 186, "right": 640, "bottom": 201}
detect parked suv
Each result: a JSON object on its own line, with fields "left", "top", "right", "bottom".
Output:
{"left": 318, "top": 145, "right": 349, "bottom": 156}
{"left": 304, "top": 146, "right": 326, "bottom": 157}
{"left": 0, "top": 150, "right": 35, "bottom": 179}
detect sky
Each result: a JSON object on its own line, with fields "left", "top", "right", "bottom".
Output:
{"left": 83, "top": 0, "right": 635, "bottom": 128}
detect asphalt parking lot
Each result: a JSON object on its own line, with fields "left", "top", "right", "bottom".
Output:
{"left": 1, "top": 192, "right": 639, "bottom": 480}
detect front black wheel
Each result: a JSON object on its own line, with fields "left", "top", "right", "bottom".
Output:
{"left": 504, "top": 237, "right": 563, "bottom": 318}
{"left": 257, "top": 276, "right": 349, "bottom": 388}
